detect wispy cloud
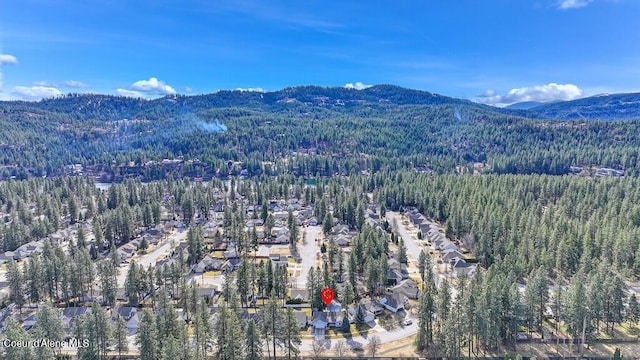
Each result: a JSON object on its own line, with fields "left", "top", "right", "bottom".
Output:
{"left": 477, "top": 83, "right": 583, "bottom": 106}
{"left": 116, "top": 89, "right": 146, "bottom": 98}
{"left": 0, "top": 54, "right": 19, "bottom": 95}
{"left": 344, "top": 82, "right": 372, "bottom": 90}
{"left": 207, "top": 0, "right": 343, "bottom": 33}
{"left": 558, "top": 0, "right": 593, "bottom": 9}
{"left": 63, "top": 80, "right": 88, "bottom": 88}
{"left": 11, "top": 85, "right": 63, "bottom": 100}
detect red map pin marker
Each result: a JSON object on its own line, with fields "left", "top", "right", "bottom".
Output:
{"left": 321, "top": 287, "right": 335, "bottom": 305}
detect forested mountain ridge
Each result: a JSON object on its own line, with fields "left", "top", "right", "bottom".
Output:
{"left": 527, "top": 92, "right": 640, "bottom": 120}
{"left": 1, "top": 85, "right": 638, "bottom": 180}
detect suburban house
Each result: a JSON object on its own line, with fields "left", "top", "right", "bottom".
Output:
{"left": 290, "top": 289, "right": 309, "bottom": 302}
{"left": 387, "top": 268, "right": 403, "bottom": 285}
{"left": 0, "top": 252, "right": 12, "bottom": 264}
{"left": 347, "top": 304, "right": 375, "bottom": 324}
{"left": 197, "top": 287, "right": 218, "bottom": 303}
{"left": 23, "top": 314, "right": 37, "bottom": 330}
{"left": 442, "top": 249, "right": 465, "bottom": 263}
{"left": 192, "top": 255, "right": 223, "bottom": 273}
{"left": 294, "top": 311, "right": 308, "bottom": 329}
{"left": 62, "top": 307, "right": 91, "bottom": 329}
{"left": 361, "top": 299, "right": 385, "bottom": 316}
{"left": 118, "top": 306, "right": 137, "bottom": 321}
{"left": 327, "top": 300, "right": 343, "bottom": 313}
{"left": 392, "top": 279, "right": 420, "bottom": 300}
{"left": 453, "top": 259, "right": 476, "bottom": 276}
{"left": 310, "top": 312, "right": 328, "bottom": 336}
{"left": 126, "top": 313, "right": 141, "bottom": 335}
{"left": 334, "top": 235, "right": 351, "bottom": 247}
{"left": 379, "top": 294, "right": 407, "bottom": 313}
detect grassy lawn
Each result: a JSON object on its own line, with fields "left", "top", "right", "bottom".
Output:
{"left": 617, "top": 322, "right": 640, "bottom": 338}
{"left": 203, "top": 270, "right": 220, "bottom": 277}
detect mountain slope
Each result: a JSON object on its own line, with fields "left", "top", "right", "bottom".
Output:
{"left": 529, "top": 92, "right": 640, "bottom": 120}
{"left": 1, "top": 84, "right": 639, "bottom": 180}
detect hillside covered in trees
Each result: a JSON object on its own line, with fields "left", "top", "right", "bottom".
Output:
{"left": 1, "top": 85, "right": 639, "bottom": 180}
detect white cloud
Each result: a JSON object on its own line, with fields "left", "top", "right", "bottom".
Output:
{"left": 477, "top": 83, "right": 583, "bottom": 106}
{"left": 11, "top": 86, "right": 63, "bottom": 100}
{"left": 63, "top": 80, "right": 88, "bottom": 88}
{"left": 0, "top": 54, "right": 18, "bottom": 94}
{"left": 129, "top": 77, "right": 176, "bottom": 95}
{"left": 0, "top": 54, "right": 18, "bottom": 65}
{"left": 344, "top": 82, "right": 372, "bottom": 90}
{"left": 184, "top": 87, "right": 193, "bottom": 93}
{"left": 479, "top": 89, "right": 496, "bottom": 97}
{"left": 235, "top": 87, "right": 265, "bottom": 92}
{"left": 116, "top": 89, "right": 146, "bottom": 98}
{"left": 558, "top": 0, "right": 593, "bottom": 9}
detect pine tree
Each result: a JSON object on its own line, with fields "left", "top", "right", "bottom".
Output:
{"left": 282, "top": 307, "right": 302, "bottom": 360}
{"left": 215, "top": 305, "right": 243, "bottom": 360}
{"left": 263, "top": 295, "right": 282, "bottom": 359}
{"left": 136, "top": 309, "right": 159, "bottom": 360}
{"left": 343, "top": 282, "right": 355, "bottom": 306}
{"left": 416, "top": 277, "right": 436, "bottom": 352}
{"left": 4, "top": 317, "right": 33, "bottom": 360}
{"left": 160, "top": 335, "right": 181, "bottom": 360}
{"left": 322, "top": 213, "right": 333, "bottom": 234}
{"left": 244, "top": 320, "right": 263, "bottom": 360}
{"left": 115, "top": 316, "right": 129, "bottom": 359}
{"left": 6, "top": 259, "right": 24, "bottom": 311}
{"left": 125, "top": 261, "right": 140, "bottom": 305}
{"left": 398, "top": 238, "right": 408, "bottom": 264}
{"left": 628, "top": 293, "right": 640, "bottom": 324}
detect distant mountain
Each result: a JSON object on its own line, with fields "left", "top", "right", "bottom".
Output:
{"left": 505, "top": 101, "right": 547, "bottom": 110}
{"left": 528, "top": 92, "right": 640, "bottom": 120}
{"left": 1, "top": 84, "right": 640, "bottom": 180}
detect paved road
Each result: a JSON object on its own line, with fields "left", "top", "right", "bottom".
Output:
{"left": 116, "top": 229, "right": 187, "bottom": 286}
{"left": 298, "top": 320, "right": 418, "bottom": 351}
{"left": 386, "top": 211, "right": 457, "bottom": 296}
{"left": 294, "top": 225, "right": 320, "bottom": 288}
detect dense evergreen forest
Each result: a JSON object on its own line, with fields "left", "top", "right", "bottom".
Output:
{"left": 1, "top": 86, "right": 639, "bottom": 180}
{"left": 2, "top": 85, "right": 640, "bottom": 358}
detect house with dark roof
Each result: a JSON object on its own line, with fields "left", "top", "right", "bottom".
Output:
{"left": 127, "top": 313, "right": 141, "bottom": 335}
{"left": 294, "top": 311, "right": 308, "bottom": 329}
{"left": 310, "top": 311, "right": 328, "bottom": 332}
{"left": 118, "top": 306, "right": 137, "bottom": 321}
{"left": 418, "top": 224, "right": 431, "bottom": 237}
{"left": 327, "top": 300, "right": 342, "bottom": 313}
{"left": 23, "top": 314, "right": 37, "bottom": 330}
{"left": 387, "top": 268, "right": 403, "bottom": 286}
{"left": 0, "top": 252, "right": 12, "bottom": 264}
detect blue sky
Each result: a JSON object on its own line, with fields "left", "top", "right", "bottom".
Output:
{"left": 1, "top": 0, "right": 639, "bottom": 105}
